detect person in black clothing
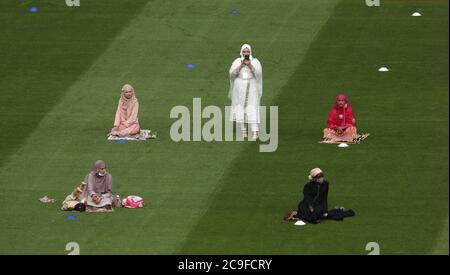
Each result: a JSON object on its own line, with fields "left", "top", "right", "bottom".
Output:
{"left": 296, "top": 168, "right": 328, "bottom": 223}
{"left": 284, "top": 167, "right": 355, "bottom": 223}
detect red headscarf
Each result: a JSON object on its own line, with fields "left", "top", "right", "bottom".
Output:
{"left": 326, "top": 94, "right": 356, "bottom": 129}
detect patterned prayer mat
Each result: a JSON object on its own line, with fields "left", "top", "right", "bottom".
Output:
{"left": 107, "top": 129, "right": 156, "bottom": 141}
{"left": 319, "top": 133, "right": 370, "bottom": 144}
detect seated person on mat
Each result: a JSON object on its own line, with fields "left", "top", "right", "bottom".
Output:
{"left": 284, "top": 168, "right": 355, "bottom": 223}
{"left": 82, "top": 160, "right": 114, "bottom": 211}
{"left": 322, "top": 93, "right": 357, "bottom": 143}
{"left": 294, "top": 168, "right": 329, "bottom": 224}
{"left": 110, "top": 84, "right": 140, "bottom": 137}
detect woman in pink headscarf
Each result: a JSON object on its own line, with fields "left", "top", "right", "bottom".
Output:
{"left": 322, "top": 94, "right": 357, "bottom": 143}
{"left": 110, "top": 84, "right": 140, "bottom": 137}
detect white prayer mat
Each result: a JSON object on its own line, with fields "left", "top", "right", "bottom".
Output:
{"left": 86, "top": 207, "right": 114, "bottom": 213}
{"left": 107, "top": 129, "right": 156, "bottom": 141}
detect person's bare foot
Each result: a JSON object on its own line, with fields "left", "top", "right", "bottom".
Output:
{"left": 110, "top": 130, "right": 120, "bottom": 137}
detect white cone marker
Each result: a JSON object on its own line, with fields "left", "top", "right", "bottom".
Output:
{"left": 378, "top": 66, "right": 389, "bottom": 72}
{"left": 338, "top": 143, "right": 349, "bottom": 148}
{"left": 294, "top": 220, "right": 306, "bottom": 226}
{"left": 412, "top": 12, "right": 422, "bottom": 17}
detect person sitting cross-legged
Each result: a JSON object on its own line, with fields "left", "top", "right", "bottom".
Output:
{"left": 82, "top": 160, "right": 114, "bottom": 212}
{"left": 110, "top": 84, "right": 140, "bottom": 138}
{"left": 322, "top": 93, "right": 358, "bottom": 143}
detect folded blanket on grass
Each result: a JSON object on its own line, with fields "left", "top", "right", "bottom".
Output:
{"left": 107, "top": 129, "right": 156, "bottom": 141}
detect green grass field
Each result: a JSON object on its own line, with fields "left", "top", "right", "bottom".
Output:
{"left": 0, "top": 0, "right": 448, "bottom": 255}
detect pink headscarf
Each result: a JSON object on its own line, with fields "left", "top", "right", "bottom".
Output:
{"left": 114, "top": 84, "right": 139, "bottom": 128}
{"left": 336, "top": 94, "right": 347, "bottom": 105}
{"left": 327, "top": 93, "right": 356, "bottom": 129}
{"left": 119, "top": 84, "right": 138, "bottom": 117}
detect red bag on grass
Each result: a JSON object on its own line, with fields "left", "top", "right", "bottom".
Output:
{"left": 121, "top": 195, "right": 145, "bottom": 208}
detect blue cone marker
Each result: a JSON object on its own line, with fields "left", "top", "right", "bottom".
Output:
{"left": 118, "top": 139, "right": 126, "bottom": 144}
{"left": 186, "top": 63, "right": 195, "bottom": 69}
{"left": 231, "top": 9, "right": 239, "bottom": 15}
{"left": 29, "top": 7, "right": 39, "bottom": 13}
{"left": 67, "top": 215, "right": 76, "bottom": 220}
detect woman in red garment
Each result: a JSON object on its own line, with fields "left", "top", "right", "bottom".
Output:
{"left": 323, "top": 94, "right": 357, "bottom": 143}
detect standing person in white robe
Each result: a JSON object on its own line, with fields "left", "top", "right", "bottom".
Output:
{"left": 229, "top": 44, "right": 263, "bottom": 139}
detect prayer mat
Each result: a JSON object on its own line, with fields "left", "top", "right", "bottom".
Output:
{"left": 107, "top": 129, "right": 156, "bottom": 141}
{"left": 86, "top": 206, "right": 114, "bottom": 213}
{"left": 319, "top": 133, "right": 370, "bottom": 144}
